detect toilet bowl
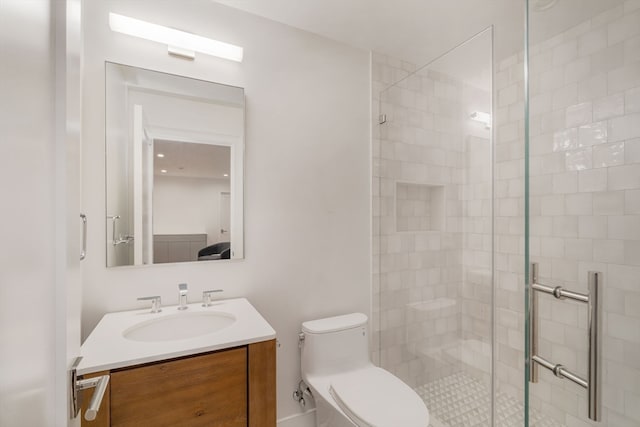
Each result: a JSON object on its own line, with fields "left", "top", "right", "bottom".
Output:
{"left": 300, "top": 313, "right": 429, "bottom": 427}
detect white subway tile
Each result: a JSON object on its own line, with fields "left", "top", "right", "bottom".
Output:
{"left": 608, "top": 113, "right": 640, "bottom": 142}
{"left": 592, "top": 43, "right": 625, "bottom": 75}
{"left": 578, "top": 121, "right": 608, "bottom": 147}
{"left": 498, "top": 84, "right": 517, "bottom": 107}
{"left": 553, "top": 40, "right": 578, "bottom": 66}
{"left": 626, "top": 189, "right": 640, "bottom": 213}
{"left": 566, "top": 102, "right": 593, "bottom": 127}
{"left": 552, "top": 171, "right": 578, "bottom": 194}
{"left": 593, "top": 191, "right": 625, "bottom": 215}
{"left": 565, "top": 193, "right": 593, "bottom": 215}
{"left": 578, "top": 73, "right": 607, "bottom": 102}
{"left": 608, "top": 264, "right": 640, "bottom": 291}
{"left": 593, "top": 141, "right": 625, "bottom": 167}
{"left": 553, "top": 128, "right": 578, "bottom": 151}
{"left": 608, "top": 313, "right": 640, "bottom": 342}
{"left": 593, "top": 93, "right": 625, "bottom": 121}
{"left": 608, "top": 10, "right": 640, "bottom": 46}
{"left": 579, "top": 168, "right": 608, "bottom": 192}
{"left": 530, "top": 92, "right": 552, "bottom": 116}
{"left": 593, "top": 239, "right": 625, "bottom": 263}
{"left": 608, "top": 215, "right": 640, "bottom": 240}
{"left": 564, "top": 57, "right": 591, "bottom": 85}
{"left": 565, "top": 238, "right": 593, "bottom": 260}
{"left": 608, "top": 164, "right": 640, "bottom": 190}
{"left": 625, "top": 34, "right": 640, "bottom": 64}
{"left": 540, "top": 237, "right": 565, "bottom": 257}
{"left": 566, "top": 148, "right": 593, "bottom": 171}
{"left": 552, "top": 83, "right": 578, "bottom": 110}
{"left": 579, "top": 216, "right": 608, "bottom": 238}
{"left": 627, "top": 87, "right": 640, "bottom": 113}
{"left": 593, "top": 5, "right": 624, "bottom": 28}
{"left": 541, "top": 195, "right": 565, "bottom": 216}
{"left": 608, "top": 63, "right": 640, "bottom": 93}
{"left": 625, "top": 240, "right": 640, "bottom": 265}
{"left": 552, "top": 216, "right": 578, "bottom": 238}
{"left": 577, "top": 27, "right": 608, "bottom": 57}
{"left": 626, "top": 0, "right": 640, "bottom": 12}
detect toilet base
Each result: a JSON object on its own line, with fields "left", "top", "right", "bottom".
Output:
{"left": 313, "top": 392, "right": 357, "bottom": 427}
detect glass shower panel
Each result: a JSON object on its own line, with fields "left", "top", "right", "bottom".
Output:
{"left": 526, "top": 0, "right": 640, "bottom": 425}
{"left": 373, "top": 28, "right": 494, "bottom": 426}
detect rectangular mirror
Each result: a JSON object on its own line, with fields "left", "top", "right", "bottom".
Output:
{"left": 105, "top": 62, "right": 244, "bottom": 267}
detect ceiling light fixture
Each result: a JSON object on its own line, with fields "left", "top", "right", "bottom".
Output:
{"left": 108, "top": 13, "right": 243, "bottom": 62}
{"left": 160, "top": 169, "right": 167, "bottom": 174}
{"left": 470, "top": 111, "right": 491, "bottom": 129}
{"left": 156, "top": 153, "right": 165, "bottom": 158}
{"left": 223, "top": 174, "right": 229, "bottom": 177}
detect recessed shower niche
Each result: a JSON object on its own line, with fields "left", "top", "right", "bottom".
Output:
{"left": 395, "top": 182, "right": 444, "bottom": 232}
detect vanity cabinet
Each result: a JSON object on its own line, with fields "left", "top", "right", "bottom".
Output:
{"left": 81, "top": 339, "right": 276, "bottom": 427}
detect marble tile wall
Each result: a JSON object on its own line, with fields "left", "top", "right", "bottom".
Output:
{"left": 521, "top": 3, "right": 640, "bottom": 425}
{"left": 373, "top": 3, "right": 640, "bottom": 426}
{"left": 372, "top": 51, "right": 493, "bottom": 388}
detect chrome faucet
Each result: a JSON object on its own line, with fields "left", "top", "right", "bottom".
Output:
{"left": 178, "top": 283, "right": 188, "bottom": 310}
{"left": 137, "top": 295, "right": 162, "bottom": 313}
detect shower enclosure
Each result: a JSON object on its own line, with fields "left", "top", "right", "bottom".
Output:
{"left": 373, "top": 1, "right": 640, "bottom": 426}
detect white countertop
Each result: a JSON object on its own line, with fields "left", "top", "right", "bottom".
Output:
{"left": 77, "top": 298, "right": 276, "bottom": 375}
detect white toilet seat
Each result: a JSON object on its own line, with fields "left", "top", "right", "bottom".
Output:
{"left": 328, "top": 367, "right": 429, "bottom": 427}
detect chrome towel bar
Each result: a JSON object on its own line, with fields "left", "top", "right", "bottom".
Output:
{"left": 528, "top": 262, "right": 602, "bottom": 422}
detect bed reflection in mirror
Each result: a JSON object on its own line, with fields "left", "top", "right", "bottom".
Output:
{"left": 105, "top": 62, "right": 244, "bottom": 267}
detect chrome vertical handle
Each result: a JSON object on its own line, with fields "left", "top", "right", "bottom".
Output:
{"left": 80, "top": 213, "right": 87, "bottom": 261}
{"left": 528, "top": 262, "right": 538, "bottom": 383}
{"left": 588, "top": 271, "right": 602, "bottom": 422}
{"left": 528, "top": 263, "right": 602, "bottom": 422}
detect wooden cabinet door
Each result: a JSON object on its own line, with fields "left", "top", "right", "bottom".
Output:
{"left": 110, "top": 347, "right": 247, "bottom": 427}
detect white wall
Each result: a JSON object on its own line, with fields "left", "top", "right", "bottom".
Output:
{"left": 153, "top": 175, "right": 230, "bottom": 246}
{"left": 81, "top": 0, "right": 371, "bottom": 421}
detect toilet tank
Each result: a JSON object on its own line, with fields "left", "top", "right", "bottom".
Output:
{"left": 300, "top": 313, "right": 371, "bottom": 380}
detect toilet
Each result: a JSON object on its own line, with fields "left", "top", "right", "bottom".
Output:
{"left": 300, "top": 313, "right": 429, "bottom": 427}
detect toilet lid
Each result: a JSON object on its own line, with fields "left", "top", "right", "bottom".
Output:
{"left": 329, "top": 367, "right": 429, "bottom": 427}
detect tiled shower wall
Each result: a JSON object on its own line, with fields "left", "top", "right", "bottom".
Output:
{"left": 372, "top": 50, "right": 493, "bottom": 389}
{"left": 523, "top": 3, "right": 640, "bottom": 425}
{"left": 373, "top": 3, "right": 640, "bottom": 426}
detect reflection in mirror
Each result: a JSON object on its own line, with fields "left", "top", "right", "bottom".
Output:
{"left": 105, "top": 62, "right": 244, "bottom": 267}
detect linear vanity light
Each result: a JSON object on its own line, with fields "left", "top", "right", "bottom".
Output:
{"left": 108, "top": 13, "right": 243, "bottom": 62}
{"left": 470, "top": 111, "right": 492, "bottom": 129}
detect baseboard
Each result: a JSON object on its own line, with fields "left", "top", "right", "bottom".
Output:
{"left": 277, "top": 409, "right": 316, "bottom": 427}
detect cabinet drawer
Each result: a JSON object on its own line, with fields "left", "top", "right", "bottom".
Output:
{"left": 110, "top": 347, "right": 247, "bottom": 427}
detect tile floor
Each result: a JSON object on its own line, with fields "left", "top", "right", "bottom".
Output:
{"left": 416, "top": 372, "right": 563, "bottom": 427}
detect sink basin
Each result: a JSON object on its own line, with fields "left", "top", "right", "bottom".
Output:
{"left": 123, "top": 311, "right": 236, "bottom": 342}
{"left": 77, "top": 298, "right": 276, "bottom": 375}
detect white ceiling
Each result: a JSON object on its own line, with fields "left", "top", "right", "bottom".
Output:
{"left": 212, "top": 0, "right": 623, "bottom": 70}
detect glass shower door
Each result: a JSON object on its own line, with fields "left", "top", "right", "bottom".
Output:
{"left": 525, "top": 0, "right": 640, "bottom": 425}
{"left": 373, "top": 28, "right": 495, "bottom": 426}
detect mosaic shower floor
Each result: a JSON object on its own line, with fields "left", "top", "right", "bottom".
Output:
{"left": 416, "top": 372, "right": 563, "bottom": 427}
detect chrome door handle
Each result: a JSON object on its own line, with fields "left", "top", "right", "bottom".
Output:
{"left": 528, "top": 263, "right": 602, "bottom": 422}
{"left": 80, "top": 213, "right": 87, "bottom": 261}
